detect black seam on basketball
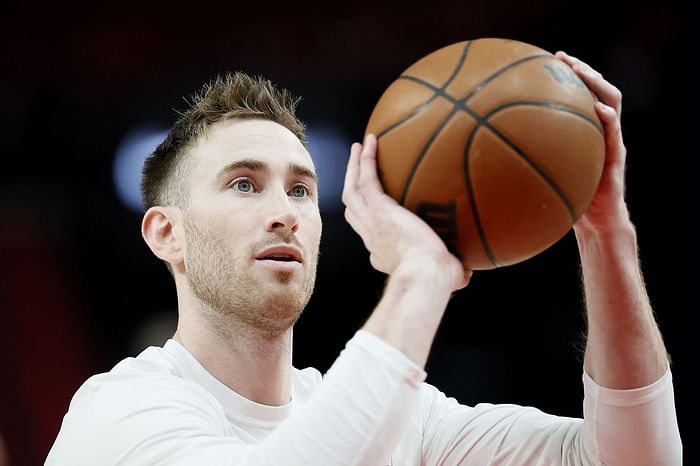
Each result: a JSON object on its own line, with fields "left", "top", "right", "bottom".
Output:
{"left": 399, "top": 75, "right": 457, "bottom": 103}
{"left": 484, "top": 101, "right": 604, "bottom": 135}
{"left": 440, "top": 41, "right": 472, "bottom": 90}
{"left": 400, "top": 53, "right": 551, "bottom": 106}
{"left": 399, "top": 107, "right": 460, "bottom": 205}
{"left": 463, "top": 124, "right": 499, "bottom": 267}
{"left": 483, "top": 121, "right": 577, "bottom": 220}
{"left": 400, "top": 75, "right": 580, "bottom": 221}
{"left": 376, "top": 41, "right": 472, "bottom": 139}
{"left": 376, "top": 99, "right": 436, "bottom": 138}
{"left": 463, "top": 53, "right": 550, "bottom": 102}
{"left": 461, "top": 100, "right": 577, "bottom": 220}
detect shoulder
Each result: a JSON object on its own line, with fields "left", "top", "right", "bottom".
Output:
{"left": 68, "top": 345, "right": 226, "bottom": 422}
{"left": 47, "top": 349, "right": 229, "bottom": 464}
{"left": 73, "top": 366, "right": 221, "bottom": 414}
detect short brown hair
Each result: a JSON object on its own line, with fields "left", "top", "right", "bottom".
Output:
{"left": 141, "top": 71, "right": 306, "bottom": 210}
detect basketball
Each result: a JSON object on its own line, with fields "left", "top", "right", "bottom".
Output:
{"left": 365, "top": 38, "right": 605, "bottom": 270}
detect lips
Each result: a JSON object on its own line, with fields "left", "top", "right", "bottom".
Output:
{"left": 255, "top": 245, "right": 303, "bottom": 263}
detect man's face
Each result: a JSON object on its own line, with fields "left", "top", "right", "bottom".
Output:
{"left": 182, "top": 119, "right": 322, "bottom": 335}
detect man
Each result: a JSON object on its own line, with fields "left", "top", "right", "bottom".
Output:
{"left": 46, "top": 51, "right": 682, "bottom": 465}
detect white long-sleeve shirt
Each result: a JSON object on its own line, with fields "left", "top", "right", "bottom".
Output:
{"left": 46, "top": 330, "right": 681, "bottom": 465}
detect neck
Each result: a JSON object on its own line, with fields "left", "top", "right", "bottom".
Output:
{"left": 174, "top": 296, "right": 293, "bottom": 407}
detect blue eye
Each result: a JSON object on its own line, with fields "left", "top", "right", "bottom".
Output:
{"left": 233, "top": 179, "right": 253, "bottom": 193}
{"left": 290, "top": 185, "right": 309, "bottom": 198}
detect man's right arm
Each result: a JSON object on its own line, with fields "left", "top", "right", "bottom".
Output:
{"left": 342, "top": 134, "right": 471, "bottom": 367}
{"left": 46, "top": 332, "right": 426, "bottom": 466}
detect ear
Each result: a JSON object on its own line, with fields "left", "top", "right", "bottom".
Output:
{"left": 141, "top": 206, "right": 184, "bottom": 269}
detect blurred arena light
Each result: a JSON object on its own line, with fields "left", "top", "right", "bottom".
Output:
{"left": 306, "top": 124, "right": 350, "bottom": 212}
{"left": 113, "top": 126, "right": 168, "bottom": 213}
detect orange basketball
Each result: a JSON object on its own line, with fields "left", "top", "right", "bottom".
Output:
{"left": 365, "top": 38, "right": 605, "bottom": 270}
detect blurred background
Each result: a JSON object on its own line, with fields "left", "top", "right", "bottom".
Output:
{"left": 0, "top": 0, "right": 691, "bottom": 464}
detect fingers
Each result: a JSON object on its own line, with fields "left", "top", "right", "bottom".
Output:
{"left": 595, "top": 101, "right": 626, "bottom": 167}
{"left": 369, "top": 253, "right": 389, "bottom": 274}
{"left": 555, "top": 50, "right": 627, "bottom": 212}
{"left": 454, "top": 269, "right": 473, "bottom": 291}
{"left": 595, "top": 101, "right": 619, "bottom": 128}
{"left": 357, "top": 134, "right": 391, "bottom": 204}
{"left": 343, "top": 206, "right": 368, "bottom": 241}
{"left": 555, "top": 51, "right": 622, "bottom": 115}
{"left": 555, "top": 50, "right": 626, "bottom": 168}
{"left": 342, "top": 134, "right": 387, "bottom": 207}
{"left": 342, "top": 136, "right": 381, "bottom": 251}
{"left": 342, "top": 141, "right": 364, "bottom": 208}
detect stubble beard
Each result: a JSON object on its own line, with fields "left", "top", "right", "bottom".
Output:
{"left": 183, "top": 217, "right": 318, "bottom": 338}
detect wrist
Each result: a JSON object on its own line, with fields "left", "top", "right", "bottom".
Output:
{"left": 392, "top": 252, "right": 460, "bottom": 294}
{"left": 365, "top": 256, "right": 455, "bottom": 367}
{"left": 574, "top": 212, "right": 636, "bottom": 242}
{"left": 575, "top": 222, "right": 638, "bottom": 262}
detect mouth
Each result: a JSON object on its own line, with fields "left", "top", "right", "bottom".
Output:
{"left": 255, "top": 245, "right": 303, "bottom": 264}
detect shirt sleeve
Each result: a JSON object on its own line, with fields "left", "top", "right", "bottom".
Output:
{"left": 46, "top": 330, "right": 427, "bottom": 466}
{"left": 419, "top": 366, "right": 682, "bottom": 465}
{"left": 581, "top": 367, "right": 682, "bottom": 465}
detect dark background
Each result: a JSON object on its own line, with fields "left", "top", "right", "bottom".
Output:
{"left": 0, "top": 1, "right": 692, "bottom": 464}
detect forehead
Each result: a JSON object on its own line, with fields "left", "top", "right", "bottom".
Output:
{"left": 191, "top": 119, "right": 314, "bottom": 177}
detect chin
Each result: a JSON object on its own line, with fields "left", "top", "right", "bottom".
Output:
{"left": 253, "top": 284, "right": 309, "bottom": 326}
{"left": 271, "top": 270, "right": 295, "bottom": 284}
{"left": 253, "top": 301, "right": 304, "bottom": 338}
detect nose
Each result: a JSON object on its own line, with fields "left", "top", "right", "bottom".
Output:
{"left": 264, "top": 191, "right": 299, "bottom": 234}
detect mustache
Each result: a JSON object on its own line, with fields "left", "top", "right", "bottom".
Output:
{"left": 251, "top": 233, "right": 306, "bottom": 255}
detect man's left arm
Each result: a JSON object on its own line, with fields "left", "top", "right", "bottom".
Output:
{"left": 559, "top": 51, "right": 682, "bottom": 464}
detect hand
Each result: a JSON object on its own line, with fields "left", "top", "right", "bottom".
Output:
{"left": 342, "top": 134, "right": 471, "bottom": 291}
{"left": 556, "top": 51, "right": 631, "bottom": 235}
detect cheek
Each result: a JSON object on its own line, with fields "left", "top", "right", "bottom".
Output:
{"left": 188, "top": 208, "right": 254, "bottom": 254}
{"left": 194, "top": 198, "right": 256, "bottom": 232}
{"left": 302, "top": 208, "right": 322, "bottom": 248}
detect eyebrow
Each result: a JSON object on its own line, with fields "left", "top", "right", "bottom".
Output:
{"left": 216, "top": 158, "right": 318, "bottom": 186}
